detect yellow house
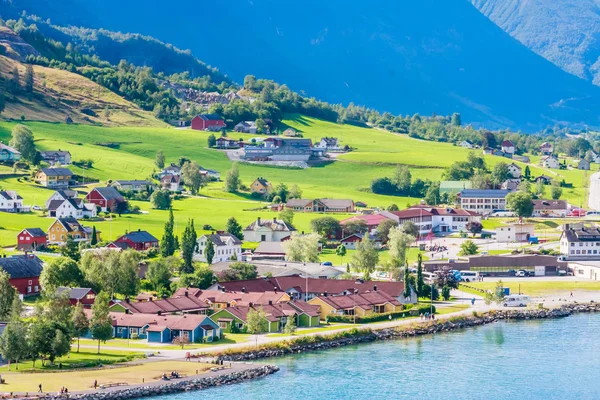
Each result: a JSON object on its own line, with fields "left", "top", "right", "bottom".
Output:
{"left": 251, "top": 177, "right": 272, "bottom": 195}
{"left": 35, "top": 167, "right": 74, "bottom": 188}
{"left": 47, "top": 217, "right": 96, "bottom": 245}
{"left": 308, "top": 291, "right": 402, "bottom": 318}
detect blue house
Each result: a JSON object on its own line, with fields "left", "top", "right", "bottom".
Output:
{"left": 145, "top": 314, "right": 220, "bottom": 343}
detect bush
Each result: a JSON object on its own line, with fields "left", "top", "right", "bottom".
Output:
{"left": 131, "top": 333, "right": 140, "bottom": 340}
{"left": 326, "top": 306, "right": 436, "bottom": 324}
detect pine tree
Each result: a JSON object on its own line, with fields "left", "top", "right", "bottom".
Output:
{"left": 0, "top": 297, "right": 27, "bottom": 370}
{"left": 416, "top": 253, "right": 424, "bottom": 297}
{"left": 9, "top": 66, "right": 20, "bottom": 94}
{"left": 180, "top": 219, "right": 197, "bottom": 273}
{"left": 403, "top": 263, "right": 412, "bottom": 298}
{"left": 24, "top": 64, "right": 34, "bottom": 93}
{"left": 160, "top": 208, "right": 175, "bottom": 257}
{"left": 225, "top": 217, "right": 243, "bottom": 240}
{"left": 205, "top": 239, "right": 215, "bottom": 265}
{"left": 155, "top": 150, "right": 165, "bottom": 169}
{"left": 90, "top": 226, "right": 98, "bottom": 246}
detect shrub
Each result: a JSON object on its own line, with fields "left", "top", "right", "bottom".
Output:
{"left": 326, "top": 306, "right": 436, "bottom": 324}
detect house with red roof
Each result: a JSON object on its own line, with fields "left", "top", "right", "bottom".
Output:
{"left": 501, "top": 140, "right": 515, "bottom": 155}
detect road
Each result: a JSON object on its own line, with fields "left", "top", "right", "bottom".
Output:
{"left": 589, "top": 172, "right": 600, "bottom": 211}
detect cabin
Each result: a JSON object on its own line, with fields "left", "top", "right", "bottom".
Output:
{"left": 0, "top": 142, "right": 21, "bottom": 162}
{"left": 501, "top": 140, "right": 515, "bottom": 154}
{"left": 250, "top": 177, "right": 271, "bottom": 195}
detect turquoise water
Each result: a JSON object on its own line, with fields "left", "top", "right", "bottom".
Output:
{"left": 161, "top": 314, "right": 600, "bottom": 399}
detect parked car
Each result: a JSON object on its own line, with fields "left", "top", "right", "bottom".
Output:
{"left": 515, "top": 270, "right": 527, "bottom": 277}
{"left": 503, "top": 294, "right": 531, "bottom": 307}
{"left": 490, "top": 210, "right": 516, "bottom": 217}
{"left": 321, "top": 261, "right": 332, "bottom": 266}
{"left": 568, "top": 209, "right": 587, "bottom": 217}
{"left": 32, "top": 205, "right": 41, "bottom": 211}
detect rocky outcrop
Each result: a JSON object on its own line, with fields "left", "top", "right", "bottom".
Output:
{"left": 30, "top": 365, "right": 279, "bottom": 400}
{"left": 219, "top": 303, "right": 600, "bottom": 361}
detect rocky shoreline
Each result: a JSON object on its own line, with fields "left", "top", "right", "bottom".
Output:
{"left": 29, "top": 365, "right": 279, "bottom": 400}
{"left": 218, "top": 303, "right": 600, "bottom": 361}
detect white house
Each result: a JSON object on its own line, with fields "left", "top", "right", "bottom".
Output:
{"left": 392, "top": 205, "right": 481, "bottom": 236}
{"left": 507, "top": 163, "right": 522, "bottom": 179}
{"left": 495, "top": 223, "right": 535, "bottom": 243}
{"left": 45, "top": 190, "right": 78, "bottom": 209}
{"left": 160, "top": 174, "right": 183, "bottom": 191}
{"left": 47, "top": 198, "right": 96, "bottom": 219}
{"left": 315, "top": 137, "right": 341, "bottom": 151}
{"left": 158, "top": 163, "right": 182, "bottom": 178}
{"left": 111, "top": 180, "right": 156, "bottom": 193}
{"left": 40, "top": 150, "right": 72, "bottom": 166}
{"left": 560, "top": 224, "right": 600, "bottom": 260}
{"left": 541, "top": 155, "right": 560, "bottom": 169}
{"left": 199, "top": 166, "right": 220, "bottom": 181}
{"left": 0, "top": 190, "right": 29, "bottom": 213}
{"left": 234, "top": 121, "right": 257, "bottom": 134}
{"left": 194, "top": 233, "right": 242, "bottom": 263}
{"left": 540, "top": 142, "right": 553, "bottom": 155}
{"left": 243, "top": 217, "right": 296, "bottom": 242}
{"left": 459, "top": 140, "right": 474, "bottom": 149}
{"left": 501, "top": 140, "right": 515, "bottom": 155}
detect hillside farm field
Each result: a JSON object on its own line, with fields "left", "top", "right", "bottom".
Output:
{"left": 0, "top": 115, "right": 591, "bottom": 247}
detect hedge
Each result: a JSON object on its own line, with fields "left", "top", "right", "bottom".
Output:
{"left": 325, "top": 306, "right": 436, "bottom": 324}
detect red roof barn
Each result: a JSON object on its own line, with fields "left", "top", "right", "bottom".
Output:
{"left": 191, "top": 114, "right": 226, "bottom": 131}
{"left": 85, "top": 187, "right": 125, "bottom": 212}
{"left": 16, "top": 228, "right": 47, "bottom": 251}
{"left": 113, "top": 229, "right": 159, "bottom": 251}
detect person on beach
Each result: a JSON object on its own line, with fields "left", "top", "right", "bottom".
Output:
{"left": 38, "top": 383, "right": 42, "bottom": 393}
{"left": 420, "top": 313, "right": 424, "bottom": 320}
{"left": 431, "top": 313, "right": 435, "bottom": 320}
{"left": 471, "top": 298, "right": 475, "bottom": 306}
{"left": 94, "top": 380, "right": 98, "bottom": 389}
{"left": 571, "top": 292, "right": 573, "bottom": 298}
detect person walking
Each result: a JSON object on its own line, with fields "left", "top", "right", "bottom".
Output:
{"left": 38, "top": 383, "right": 43, "bottom": 393}
{"left": 471, "top": 298, "right": 475, "bottom": 306}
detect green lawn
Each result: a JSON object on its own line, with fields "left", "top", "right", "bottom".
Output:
{"left": 75, "top": 334, "right": 252, "bottom": 350}
{"left": 462, "top": 281, "right": 600, "bottom": 297}
{"left": 266, "top": 323, "right": 354, "bottom": 337}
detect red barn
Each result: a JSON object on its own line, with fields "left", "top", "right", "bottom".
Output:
{"left": 56, "top": 287, "right": 96, "bottom": 307}
{"left": 191, "top": 114, "right": 226, "bottom": 131}
{"left": 85, "top": 187, "right": 125, "bottom": 212}
{"left": 16, "top": 228, "right": 47, "bottom": 251}
{"left": 114, "top": 229, "right": 159, "bottom": 251}
{"left": 0, "top": 254, "right": 43, "bottom": 296}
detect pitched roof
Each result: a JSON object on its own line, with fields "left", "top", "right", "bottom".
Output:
{"left": 254, "top": 241, "right": 286, "bottom": 255}
{"left": 316, "top": 290, "right": 401, "bottom": 310}
{"left": 0, "top": 190, "right": 22, "bottom": 201}
{"left": 40, "top": 167, "right": 73, "bottom": 176}
{"left": 562, "top": 225, "right": 600, "bottom": 242}
{"left": 0, "top": 255, "right": 43, "bottom": 279}
{"left": 532, "top": 199, "right": 568, "bottom": 211}
{"left": 40, "top": 150, "right": 71, "bottom": 158}
{"left": 244, "top": 218, "right": 294, "bottom": 232}
{"left": 204, "top": 233, "right": 242, "bottom": 246}
{"left": 20, "top": 228, "right": 47, "bottom": 237}
{"left": 56, "top": 287, "right": 94, "bottom": 300}
{"left": 458, "top": 189, "right": 510, "bottom": 198}
{"left": 0, "top": 142, "right": 20, "bottom": 155}
{"left": 160, "top": 174, "right": 181, "bottom": 184}
{"left": 196, "top": 114, "right": 223, "bottom": 121}
{"left": 501, "top": 140, "right": 515, "bottom": 147}
{"left": 91, "top": 187, "right": 124, "bottom": 201}
{"left": 113, "top": 180, "right": 153, "bottom": 186}
{"left": 114, "top": 295, "right": 208, "bottom": 314}
{"left": 341, "top": 213, "right": 394, "bottom": 226}
{"left": 54, "top": 217, "right": 85, "bottom": 232}
{"left": 254, "top": 177, "right": 270, "bottom": 186}
{"left": 286, "top": 199, "right": 312, "bottom": 208}
{"left": 318, "top": 199, "right": 354, "bottom": 208}
{"left": 117, "top": 230, "right": 159, "bottom": 244}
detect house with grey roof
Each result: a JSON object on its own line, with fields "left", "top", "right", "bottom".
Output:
{"left": 0, "top": 142, "right": 21, "bottom": 162}
{"left": 243, "top": 217, "right": 296, "bottom": 242}
{"left": 40, "top": 150, "right": 71, "bottom": 165}
{"left": 234, "top": 120, "right": 257, "bottom": 134}
{"left": 0, "top": 254, "right": 44, "bottom": 296}
{"left": 45, "top": 190, "right": 78, "bottom": 209}
{"left": 35, "top": 167, "right": 74, "bottom": 188}
{"left": 47, "top": 197, "right": 96, "bottom": 219}
{"left": 286, "top": 198, "right": 355, "bottom": 213}
{"left": 0, "top": 190, "right": 30, "bottom": 212}
{"left": 458, "top": 189, "right": 510, "bottom": 215}
{"left": 111, "top": 180, "right": 156, "bottom": 193}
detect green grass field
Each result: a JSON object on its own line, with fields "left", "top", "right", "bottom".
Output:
{"left": 0, "top": 114, "right": 591, "bottom": 248}
{"left": 462, "top": 281, "right": 600, "bottom": 297}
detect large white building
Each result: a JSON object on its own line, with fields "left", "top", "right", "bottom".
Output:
{"left": 495, "top": 223, "right": 535, "bottom": 243}
{"left": 195, "top": 233, "right": 242, "bottom": 263}
{"left": 243, "top": 217, "right": 296, "bottom": 242}
{"left": 47, "top": 197, "right": 97, "bottom": 219}
{"left": 0, "top": 190, "right": 29, "bottom": 213}
{"left": 390, "top": 206, "right": 481, "bottom": 236}
{"left": 560, "top": 224, "right": 600, "bottom": 260}
{"left": 458, "top": 189, "right": 510, "bottom": 215}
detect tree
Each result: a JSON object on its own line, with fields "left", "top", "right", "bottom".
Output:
{"left": 9, "top": 124, "right": 36, "bottom": 163}
{"left": 181, "top": 219, "right": 197, "bottom": 273}
{"left": 535, "top": 180, "right": 546, "bottom": 198}
{"left": 289, "top": 184, "right": 302, "bottom": 199}
{"left": 272, "top": 183, "right": 289, "bottom": 203}
{"left": 279, "top": 208, "right": 294, "bottom": 227}
{"left": 387, "top": 204, "right": 399, "bottom": 211}
{"left": 0, "top": 270, "right": 15, "bottom": 320}
{"left": 173, "top": 335, "right": 190, "bottom": 349}
{"left": 90, "top": 226, "right": 98, "bottom": 246}
{"left": 225, "top": 162, "right": 240, "bottom": 192}
{"left": 444, "top": 161, "right": 474, "bottom": 181}
{"left": 451, "top": 112, "right": 462, "bottom": 126}
{"left": 60, "top": 236, "right": 81, "bottom": 261}
{"left": 282, "top": 233, "right": 321, "bottom": 263}
{"left": 90, "top": 291, "right": 113, "bottom": 354}
{"left": 470, "top": 170, "right": 491, "bottom": 190}
{"left": 524, "top": 165, "right": 531, "bottom": 180}
{"left": 181, "top": 161, "right": 206, "bottom": 194}
{"left": 310, "top": 216, "right": 341, "bottom": 239}
{"left": 223, "top": 262, "right": 258, "bottom": 280}
{"left": 284, "top": 316, "right": 296, "bottom": 336}
{"left": 435, "top": 267, "right": 459, "bottom": 290}
{"left": 155, "top": 150, "right": 165, "bottom": 169}
{"left": 0, "top": 297, "right": 27, "bottom": 370}
{"left": 246, "top": 306, "right": 269, "bottom": 347}
{"left": 226, "top": 217, "right": 244, "bottom": 240}
{"left": 371, "top": 177, "right": 396, "bottom": 195}
{"left": 72, "top": 303, "right": 89, "bottom": 353}
{"left": 343, "top": 219, "right": 368, "bottom": 236}
{"left": 424, "top": 182, "right": 440, "bottom": 205}
{"left": 8, "top": 66, "right": 20, "bottom": 94}
{"left": 24, "top": 64, "right": 34, "bottom": 93}
{"left": 441, "top": 286, "right": 451, "bottom": 301}
{"left": 400, "top": 221, "right": 419, "bottom": 239}
{"left": 207, "top": 134, "right": 217, "bottom": 148}
{"left": 179, "top": 265, "right": 215, "bottom": 289}
{"left": 40, "top": 257, "right": 83, "bottom": 294}
{"left": 459, "top": 240, "right": 479, "bottom": 256}
{"left": 80, "top": 250, "right": 140, "bottom": 297}
{"left": 466, "top": 221, "right": 483, "bottom": 236}
{"left": 335, "top": 244, "right": 347, "bottom": 265}
{"left": 506, "top": 191, "right": 534, "bottom": 218}
{"left": 376, "top": 219, "right": 398, "bottom": 243}
{"left": 551, "top": 185, "right": 563, "bottom": 200}
{"left": 205, "top": 239, "right": 215, "bottom": 265}
{"left": 490, "top": 162, "right": 510, "bottom": 188}
{"left": 392, "top": 166, "right": 412, "bottom": 194}
{"left": 484, "top": 280, "right": 506, "bottom": 305}
{"left": 147, "top": 258, "right": 172, "bottom": 291}
{"left": 160, "top": 208, "right": 176, "bottom": 257}
{"left": 388, "top": 228, "right": 414, "bottom": 279}
{"left": 416, "top": 253, "right": 424, "bottom": 297}
{"left": 403, "top": 263, "right": 412, "bottom": 298}
{"left": 150, "top": 189, "right": 172, "bottom": 209}
{"left": 351, "top": 236, "right": 379, "bottom": 279}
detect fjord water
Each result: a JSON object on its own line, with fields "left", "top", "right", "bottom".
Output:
{"left": 166, "top": 314, "right": 600, "bottom": 400}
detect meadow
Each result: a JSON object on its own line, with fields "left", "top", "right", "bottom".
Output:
{"left": 0, "top": 114, "right": 591, "bottom": 248}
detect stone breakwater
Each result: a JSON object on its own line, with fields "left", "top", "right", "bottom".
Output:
{"left": 218, "top": 303, "right": 600, "bottom": 361}
{"left": 28, "top": 365, "right": 279, "bottom": 400}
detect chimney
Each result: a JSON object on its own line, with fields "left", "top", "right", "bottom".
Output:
{"left": 162, "top": 294, "right": 167, "bottom": 300}
{"left": 242, "top": 287, "right": 246, "bottom": 293}
{"left": 221, "top": 287, "right": 226, "bottom": 293}
{"left": 274, "top": 287, "right": 278, "bottom": 293}
{"left": 257, "top": 217, "right": 261, "bottom": 224}
{"left": 268, "top": 300, "right": 273, "bottom": 305}
{"left": 324, "top": 291, "right": 328, "bottom": 297}
{"left": 184, "top": 290, "right": 188, "bottom": 297}
{"left": 249, "top": 302, "right": 254, "bottom": 308}
{"left": 373, "top": 285, "right": 377, "bottom": 292}
{"left": 125, "top": 297, "right": 130, "bottom": 303}
{"left": 273, "top": 217, "right": 277, "bottom": 223}
{"left": 138, "top": 228, "right": 141, "bottom": 232}
{"left": 149, "top": 297, "right": 153, "bottom": 302}
{"left": 157, "top": 311, "right": 161, "bottom": 316}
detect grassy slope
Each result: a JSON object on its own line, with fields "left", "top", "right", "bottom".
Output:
{"left": 0, "top": 55, "right": 164, "bottom": 127}
{"left": 0, "top": 115, "right": 590, "bottom": 249}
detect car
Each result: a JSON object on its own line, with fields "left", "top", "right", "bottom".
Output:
{"left": 515, "top": 270, "right": 527, "bottom": 277}
{"left": 32, "top": 205, "right": 42, "bottom": 211}
{"left": 503, "top": 294, "right": 531, "bottom": 307}
{"left": 321, "top": 261, "right": 332, "bottom": 266}
{"left": 568, "top": 209, "right": 587, "bottom": 217}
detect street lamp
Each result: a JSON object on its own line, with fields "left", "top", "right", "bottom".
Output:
{"left": 353, "top": 289, "right": 359, "bottom": 324}
{"left": 430, "top": 283, "right": 434, "bottom": 316}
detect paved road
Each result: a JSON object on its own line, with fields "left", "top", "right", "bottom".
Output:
{"left": 589, "top": 172, "right": 600, "bottom": 211}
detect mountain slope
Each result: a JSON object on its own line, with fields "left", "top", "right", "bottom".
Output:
{"left": 4, "top": 0, "right": 600, "bottom": 130}
{"left": 472, "top": 0, "right": 600, "bottom": 86}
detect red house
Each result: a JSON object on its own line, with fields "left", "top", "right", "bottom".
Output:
{"left": 191, "top": 114, "right": 226, "bottom": 131}
{"left": 0, "top": 254, "right": 43, "bottom": 296}
{"left": 113, "top": 229, "right": 159, "bottom": 251}
{"left": 16, "top": 228, "right": 47, "bottom": 251}
{"left": 56, "top": 287, "right": 96, "bottom": 307}
{"left": 85, "top": 187, "right": 126, "bottom": 212}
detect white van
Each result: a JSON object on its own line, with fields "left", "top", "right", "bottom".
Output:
{"left": 502, "top": 294, "right": 530, "bottom": 307}
{"left": 422, "top": 272, "right": 435, "bottom": 283}
{"left": 460, "top": 271, "right": 479, "bottom": 282}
